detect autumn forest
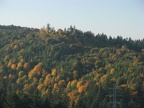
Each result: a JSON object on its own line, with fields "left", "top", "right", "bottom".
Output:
{"left": 0, "top": 25, "right": 144, "bottom": 108}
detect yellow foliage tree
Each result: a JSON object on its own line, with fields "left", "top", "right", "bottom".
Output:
{"left": 39, "top": 27, "right": 47, "bottom": 37}
{"left": 42, "top": 89, "right": 49, "bottom": 97}
{"left": 21, "top": 75, "right": 27, "bottom": 80}
{"left": 13, "top": 44, "right": 19, "bottom": 50}
{"left": 110, "top": 68, "right": 115, "bottom": 74}
{"left": 55, "top": 75, "right": 60, "bottom": 82}
{"left": 51, "top": 68, "right": 56, "bottom": 76}
{"left": 121, "top": 45, "right": 126, "bottom": 49}
{"left": 95, "top": 82, "right": 99, "bottom": 86}
{"left": 94, "top": 73, "right": 100, "bottom": 81}
{"left": 77, "top": 81, "right": 82, "bottom": 89}
{"left": 7, "top": 60, "right": 12, "bottom": 68}
{"left": 37, "top": 84, "right": 45, "bottom": 91}
{"left": 18, "top": 56, "right": 23, "bottom": 60}
{"left": 11, "top": 64, "right": 17, "bottom": 70}
{"left": 57, "top": 28, "right": 63, "bottom": 36}
{"left": 70, "top": 80, "right": 78, "bottom": 89}
{"left": 33, "top": 62, "right": 42, "bottom": 71}
{"left": 100, "top": 74, "right": 108, "bottom": 83}
{"left": 17, "top": 62, "right": 23, "bottom": 70}
{"left": 44, "top": 74, "right": 51, "bottom": 85}
{"left": 20, "top": 58, "right": 25, "bottom": 63}
{"left": 58, "top": 80, "right": 66, "bottom": 88}
{"left": 19, "top": 49, "right": 25, "bottom": 54}
{"left": 28, "top": 70, "right": 37, "bottom": 79}
{"left": 23, "top": 62, "right": 30, "bottom": 70}
{"left": 27, "top": 63, "right": 42, "bottom": 79}
{"left": 131, "top": 91, "right": 138, "bottom": 96}
{"left": 23, "top": 84, "right": 29, "bottom": 91}
{"left": 67, "top": 90, "right": 79, "bottom": 105}
{"left": 17, "top": 62, "right": 23, "bottom": 68}
{"left": 4, "top": 55, "right": 10, "bottom": 62}
{"left": 78, "top": 85, "right": 87, "bottom": 93}
{"left": 53, "top": 83, "right": 58, "bottom": 89}
{"left": 16, "top": 78, "right": 22, "bottom": 84}
{"left": 45, "top": 74, "right": 51, "bottom": 80}
{"left": 3, "top": 76, "right": 7, "bottom": 79}
{"left": 66, "top": 82, "right": 71, "bottom": 90}
{"left": 39, "top": 78, "right": 43, "bottom": 84}
{"left": 18, "top": 71, "right": 24, "bottom": 77}
{"left": 8, "top": 74, "right": 15, "bottom": 80}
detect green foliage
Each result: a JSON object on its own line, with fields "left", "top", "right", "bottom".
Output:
{"left": 0, "top": 24, "right": 144, "bottom": 107}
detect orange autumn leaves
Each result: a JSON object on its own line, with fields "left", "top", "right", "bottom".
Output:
{"left": 28, "top": 62, "right": 42, "bottom": 79}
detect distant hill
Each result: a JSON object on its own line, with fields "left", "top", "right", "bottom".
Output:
{"left": 0, "top": 25, "right": 144, "bottom": 108}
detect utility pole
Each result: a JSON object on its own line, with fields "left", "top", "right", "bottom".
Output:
{"left": 112, "top": 84, "right": 117, "bottom": 108}
{"left": 113, "top": 46, "right": 115, "bottom": 54}
{"left": 107, "top": 84, "right": 121, "bottom": 108}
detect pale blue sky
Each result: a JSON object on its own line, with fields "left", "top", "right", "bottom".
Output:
{"left": 0, "top": 0, "right": 144, "bottom": 39}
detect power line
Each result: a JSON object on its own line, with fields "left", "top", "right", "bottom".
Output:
{"left": 107, "top": 84, "right": 121, "bottom": 108}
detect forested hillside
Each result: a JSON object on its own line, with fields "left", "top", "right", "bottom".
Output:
{"left": 0, "top": 25, "right": 144, "bottom": 108}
